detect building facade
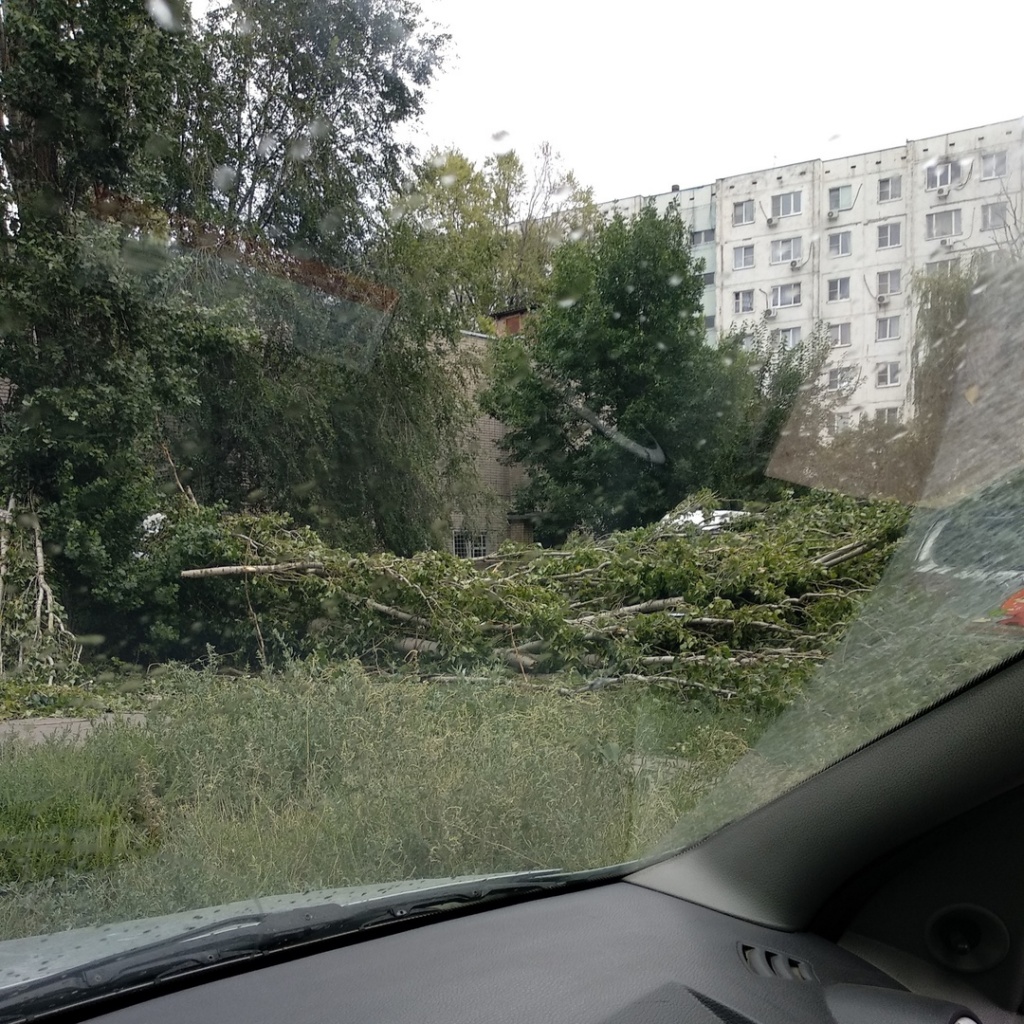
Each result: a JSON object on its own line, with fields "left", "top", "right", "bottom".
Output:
{"left": 450, "top": 324, "right": 534, "bottom": 557}
{"left": 601, "top": 117, "right": 1024, "bottom": 431}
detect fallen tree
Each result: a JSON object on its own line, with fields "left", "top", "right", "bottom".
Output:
{"left": 0, "top": 497, "right": 82, "bottom": 681}
{"left": 172, "top": 491, "right": 910, "bottom": 704}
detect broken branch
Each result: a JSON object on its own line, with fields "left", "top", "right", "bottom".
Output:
{"left": 180, "top": 562, "right": 329, "bottom": 579}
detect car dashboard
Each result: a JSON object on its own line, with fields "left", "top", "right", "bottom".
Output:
{"left": 66, "top": 878, "right": 1000, "bottom": 1024}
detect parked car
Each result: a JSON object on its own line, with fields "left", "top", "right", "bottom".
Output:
{"left": 913, "top": 499, "right": 1024, "bottom": 626}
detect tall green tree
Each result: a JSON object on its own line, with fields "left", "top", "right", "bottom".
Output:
{"left": 133, "top": 0, "right": 464, "bottom": 552}
{"left": 712, "top": 316, "right": 833, "bottom": 499}
{"left": 0, "top": 0, "right": 465, "bottom": 663}
{"left": 0, "top": 0, "right": 189, "bottom": 226}
{"left": 0, "top": 0, "right": 206, "bottom": 638}
{"left": 481, "top": 203, "right": 741, "bottom": 540}
{"left": 149, "top": 0, "right": 448, "bottom": 259}
{"left": 392, "top": 145, "right": 596, "bottom": 327}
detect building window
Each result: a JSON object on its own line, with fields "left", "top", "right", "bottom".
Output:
{"left": 875, "top": 407, "right": 900, "bottom": 425}
{"left": 926, "top": 257, "right": 961, "bottom": 276}
{"left": 691, "top": 228, "right": 715, "bottom": 245}
{"left": 982, "top": 152, "right": 1007, "bottom": 179}
{"left": 827, "top": 367, "right": 857, "bottom": 392}
{"left": 770, "top": 237, "right": 802, "bottom": 264}
{"left": 827, "top": 277, "right": 851, "bottom": 301}
{"left": 829, "top": 322, "right": 851, "bottom": 347}
{"left": 877, "top": 223, "right": 901, "bottom": 249}
{"left": 926, "top": 161, "right": 961, "bottom": 190}
{"left": 829, "top": 411, "right": 854, "bottom": 435}
{"left": 733, "top": 290, "right": 754, "bottom": 314}
{"left": 733, "top": 245, "right": 754, "bottom": 269}
{"left": 926, "top": 209, "right": 962, "bottom": 239}
{"left": 453, "top": 531, "right": 488, "bottom": 558}
{"left": 705, "top": 315, "right": 716, "bottom": 329}
{"left": 771, "top": 191, "right": 802, "bottom": 218}
{"left": 878, "top": 176, "right": 902, "bottom": 202}
{"left": 733, "top": 200, "right": 754, "bottom": 226}
{"left": 982, "top": 202, "right": 1008, "bottom": 231}
{"left": 775, "top": 326, "right": 802, "bottom": 350}
{"left": 876, "top": 316, "right": 900, "bottom": 341}
{"left": 829, "top": 185, "right": 853, "bottom": 212}
{"left": 828, "top": 231, "right": 852, "bottom": 257}
{"left": 703, "top": 271, "right": 716, "bottom": 285}
{"left": 876, "top": 362, "right": 900, "bottom": 387}
{"left": 877, "top": 270, "right": 901, "bottom": 295}
{"left": 770, "top": 283, "right": 802, "bottom": 307}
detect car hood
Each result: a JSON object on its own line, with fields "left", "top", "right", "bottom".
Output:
{"left": 0, "top": 872, "right": 532, "bottom": 992}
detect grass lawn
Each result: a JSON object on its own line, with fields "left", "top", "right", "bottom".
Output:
{"left": 0, "top": 660, "right": 770, "bottom": 940}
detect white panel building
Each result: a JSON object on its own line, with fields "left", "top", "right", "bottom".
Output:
{"left": 600, "top": 117, "right": 1024, "bottom": 431}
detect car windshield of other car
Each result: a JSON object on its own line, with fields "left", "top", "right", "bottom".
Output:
{"left": 2, "top": 0, "right": 1024, "bottom": 1004}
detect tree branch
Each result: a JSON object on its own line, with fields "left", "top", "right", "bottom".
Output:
{"left": 576, "top": 673, "right": 737, "bottom": 699}
{"left": 181, "top": 562, "right": 328, "bottom": 578}
{"left": 566, "top": 398, "right": 665, "bottom": 464}
{"left": 571, "top": 596, "right": 691, "bottom": 625}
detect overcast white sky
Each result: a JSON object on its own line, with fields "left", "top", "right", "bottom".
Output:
{"left": 403, "top": 0, "right": 1024, "bottom": 202}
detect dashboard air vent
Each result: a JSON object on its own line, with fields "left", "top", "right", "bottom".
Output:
{"left": 740, "top": 943, "right": 814, "bottom": 982}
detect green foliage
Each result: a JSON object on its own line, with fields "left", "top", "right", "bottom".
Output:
{"left": 0, "top": 218, "right": 214, "bottom": 635}
{"left": 712, "top": 317, "right": 833, "bottom": 498}
{"left": 154, "top": 0, "right": 448, "bottom": 257}
{"left": 143, "top": 245, "right": 474, "bottom": 555}
{"left": 0, "top": 502, "right": 81, "bottom": 682}
{"left": 390, "top": 145, "right": 598, "bottom": 324}
{"left": 0, "top": 738, "right": 157, "bottom": 885}
{"left": 0, "top": 0, "right": 188, "bottom": 225}
{"left": 910, "top": 261, "right": 981, "bottom": 453}
{"left": 482, "top": 203, "right": 750, "bottom": 539}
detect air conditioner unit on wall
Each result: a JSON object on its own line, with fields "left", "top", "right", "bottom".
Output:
{"left": 827, "top": 210, "right": 838, "bottom": 220}
{"left": 790, "top": 259, "right": 799, "bottom": 269}
{"left": 937, "top": 186, "right": 949, "bottom": 198}
{"left": 766, "top": 216, "right": 776, "bottom": 227}
{"left": 764, "top": 307, "right": 777, "bottom": 319}
{"left": 940, "top": 238, "right": 953, "bottom": 247}
{"left": 877, "top": 294, "right": 889, "bottom": 306}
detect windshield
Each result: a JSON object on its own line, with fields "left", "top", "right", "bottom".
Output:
{"left": 2, "top": 0, "right": 1024, "bottom": 997}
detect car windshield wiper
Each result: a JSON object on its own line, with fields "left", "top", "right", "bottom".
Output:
{"left": 0, "top": 870, "right": 574, "bottom": 1024}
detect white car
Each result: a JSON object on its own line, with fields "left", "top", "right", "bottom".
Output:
{"left": 658, "top": 508, "right": 750, "bottom": 533}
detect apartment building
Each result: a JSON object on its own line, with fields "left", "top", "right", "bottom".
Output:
{"left": 600, "top": 117, "right": 1024, "bottom": 431}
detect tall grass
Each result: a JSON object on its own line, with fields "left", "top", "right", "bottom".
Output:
{"left": 0, "top": 661, "right": 765, "bottom": 940}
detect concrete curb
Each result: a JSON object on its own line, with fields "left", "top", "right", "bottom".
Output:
{"left": 0, "top": 713, "right": 147, "bottom": 746}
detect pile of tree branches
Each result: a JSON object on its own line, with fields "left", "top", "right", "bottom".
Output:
{"left": 175, "top": 492, "right": 910, "bottom": 703}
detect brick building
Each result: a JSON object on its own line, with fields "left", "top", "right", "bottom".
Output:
{"left": 449, "top": 311, "right": 535, "bottom": 556}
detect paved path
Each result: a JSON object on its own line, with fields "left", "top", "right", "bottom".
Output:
{"left": 0, "top": 713, "right": 147, "bottom": 745}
